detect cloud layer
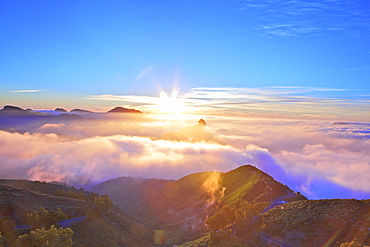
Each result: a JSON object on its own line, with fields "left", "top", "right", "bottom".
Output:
{"left": 214, "top": 119, "right": 370, "bottom": 199}
{"left": 0, "top": 114, "right": 369, "bottom": 199}
{"left": 0, "top": 130, "right": 245, "bottom": 188}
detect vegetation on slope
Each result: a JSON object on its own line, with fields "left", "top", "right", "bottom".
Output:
{"left": 16, "top": 225, "right": 74, "bottom": 247}
{"left": 0, "top": 183, "right": 151, "bottom": 246}
{"left": 182, "top": 199, "right": 370, "bottom": 247}
{"left": 94, "top": 165, "right": 306, "bottom": 245}
{"left": 260, "top": 199, "right": 370, "bottom": 246}
{"left": 2, "top": 167, "right": 369, "bottom": 247}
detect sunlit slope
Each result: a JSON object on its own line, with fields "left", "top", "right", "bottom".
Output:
{"left": 221, "top": 165, "right": 300, "bottom": 204}
{"left": 94, "top": 165, "right": 306, "bottom": 242}
{"left": 0, "top": 183, "right": 151, "bottom": 246}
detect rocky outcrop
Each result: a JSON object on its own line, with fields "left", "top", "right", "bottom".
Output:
{"left": 162, "top": 119, "right": 213, "bottom": 142}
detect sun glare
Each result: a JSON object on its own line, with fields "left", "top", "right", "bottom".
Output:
{"left": 157, "top": 91, "right": 184, "bottom": 115}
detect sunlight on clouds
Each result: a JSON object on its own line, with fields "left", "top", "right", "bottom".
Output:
{"left": 0, "top": 114, "right": 369, "bottom": 199}
{"left": 87, "top": 92, "right": 194, "bottom": 115}
{"left": 0, "top": 130, "right": 246, "bottom": 187}
{"left": 277, "top": 142, "right": 370, "bottom": 193}
{"left": 88, "top": 87, "right": 370, "bottom": 121}
{"left": 214, "top": 118, "right": 370, "bottom": 198}
{"left": 38, "top": 123, "right": 65, "bottom": 131}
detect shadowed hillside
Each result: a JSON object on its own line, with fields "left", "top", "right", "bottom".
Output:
{"left": 260, "top": 199, "right": 370, "bottom": 246}
{"left": 0, "top": 183, "right": 152, "bottom": 246}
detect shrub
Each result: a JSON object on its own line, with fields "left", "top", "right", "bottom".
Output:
{"left": 16, "top": 225, "right": 73, "bottom": 247}
{"left": 27, "top": 208, "right": 67, "bottom": 229}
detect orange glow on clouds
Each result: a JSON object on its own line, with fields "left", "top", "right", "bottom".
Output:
{"left": 0, "top": 111, "right": 369, "bottom": 199}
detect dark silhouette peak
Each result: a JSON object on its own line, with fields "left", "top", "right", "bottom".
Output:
{"left": 107, "top": 107, "right": 143, "bottom": 114}
{"left": 198, "top": 119, "right": 206, "bottom": 126}
{"left": 162, "top": 119, "right": 213, "bottom": 142}
{"left": 55, "top": 108, "right": 68, "bottom": 112}
{"left": 70, "top": 109, "right": 93, "bottom": 113}
{"left": 3, "top": 105, "right": 26, "bottom": 111}
{"left": 0, "top": 105, "right": 39, "bottom": 116}
{"left": 195, "top": 119, "right": 206, "bottom": 131}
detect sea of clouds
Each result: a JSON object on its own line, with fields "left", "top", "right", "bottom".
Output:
{"left": 0, "top": 114, "right": 369, "bottom": 199}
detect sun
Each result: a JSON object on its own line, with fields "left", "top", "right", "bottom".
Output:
{"left": 157, "top": 91, "right": 184, "bottom": 114}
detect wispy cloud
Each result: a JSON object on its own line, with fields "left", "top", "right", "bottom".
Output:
{"left": 181, "top": 87, "right": 370, "bottom": 119}
{"left": 234, "top": 0, "right": 370, "bottom": 38}
{"left": 87, "top": 94, "right": 159, "bottom": 105}
{"left": 87, "top": 86, "right": 370, "bottom": 120}
{"left": 115, "top": 74, "right": 127, "bottom": 81}
{"left": 11, "top": 90, "right": 45, "bottom": 93}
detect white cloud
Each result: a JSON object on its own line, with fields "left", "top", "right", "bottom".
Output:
{"left": 214, "top": 118, "right": 370, "bottom": 198}
{"left": 11, "top": 90, "right": 45, "bottom": 93}
{"left": 0, "top": 130, "right": 247, "bottom": 188}
{"left": 0, "top": 113, "right": 369, "bottom": 199}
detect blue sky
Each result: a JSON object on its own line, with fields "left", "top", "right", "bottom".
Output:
{"left": 0, "top": 0, "right": 369, "bottom": 119}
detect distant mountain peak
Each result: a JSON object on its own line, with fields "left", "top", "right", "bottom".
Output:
{"left": 70, "top": 109, "right": 93, "bottom": 113}
{"left": 0, "top": 105, "right": 38, "bottom": 116}
{"left": 55, "top": 108, "right": 68, "bottom": 112}
{"left": 2, "top": 105, "right": 26, "bottom": 111}
{"left": 107, "top": 107, "right": 143, "bottom": 114}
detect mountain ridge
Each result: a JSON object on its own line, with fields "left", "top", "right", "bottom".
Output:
{"left": 93, "top": 165, "right": 307, "bottom": 243}
{"left": 0, "top": 166, "right": 369, "bottom": 246}
{"left": 107, "top": 106, "right": 143, "bottom": 114}
{"left": 0, "top": 182, "right": 152, "bottom": 246}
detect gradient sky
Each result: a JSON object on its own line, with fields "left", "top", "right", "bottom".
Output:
{"left": 1, "top": 0, "right": 369, "bottom": 119}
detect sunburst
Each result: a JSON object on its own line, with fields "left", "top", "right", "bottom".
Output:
{"left": 157, "top": 91, "right": 184, "bottom": 115}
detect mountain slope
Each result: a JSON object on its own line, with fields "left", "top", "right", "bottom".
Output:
{"left": 94, "top": 165, "right": 306, "bottom": 244}
{"left": 260, "top": 199, "right": 370, "bottom": 246}
{"left": 0, "top": 183, "right": 152, "bottom": 246}
{"left": 2, "top": 167, "right": 367, "bottom": 246}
